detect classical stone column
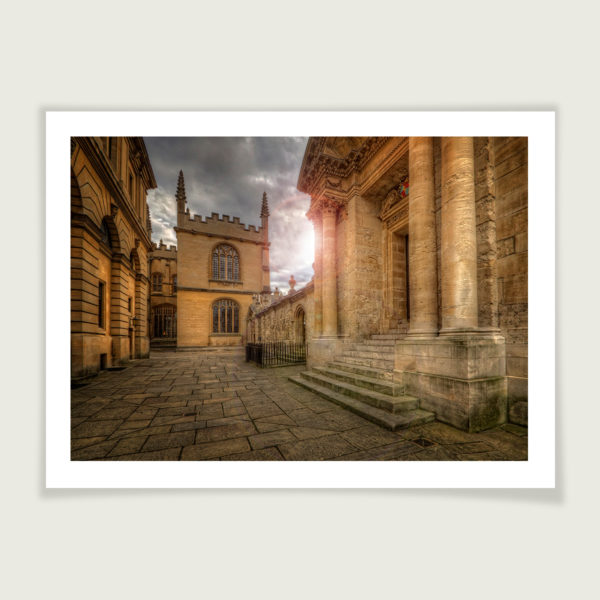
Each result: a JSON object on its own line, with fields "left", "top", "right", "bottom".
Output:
{"left": 311, "top": 213, "right": 323, "bottom": 337}
{"left": 408, "top": 137, "right": 438, "bottom": 335}
{"left": 440, "top": 137, "right": 479, "bottom": 332}
{"left": 321, "top": 204, "right": 338, "bottom": 337}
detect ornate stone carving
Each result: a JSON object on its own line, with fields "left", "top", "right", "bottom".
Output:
{"left": 379, "top": 176, "right": 409, "bottom": 223}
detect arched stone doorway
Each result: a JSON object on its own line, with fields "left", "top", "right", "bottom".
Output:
{"left": 295, "top": 306, "right": 306, "bottom": 344}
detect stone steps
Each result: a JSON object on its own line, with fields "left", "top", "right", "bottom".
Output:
{"left": 289, "top": 330, "right": 436, "bottom": 430}
{"left": 313, "top": 365, "right": 405, "bottom": 396}
{"left": 337, "top": 354, "right": 395, "bottom": 370}
{"left": 343, "top": 342, "right": 395, "bottom": 358}
{"left": 289, "top": 375, "right": 434, "bottom": 431}
{"left": 305, "top": 371, "right": 412, "bottom": 412}
{"left": 328, "top": 361, "right": 395, "bottom": 381}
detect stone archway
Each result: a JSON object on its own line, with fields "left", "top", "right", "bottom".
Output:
{"left": 295, "top": 306, "right": 306, "bottom": 344}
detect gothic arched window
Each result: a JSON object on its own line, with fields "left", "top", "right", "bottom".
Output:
{"left": 212, "top": 299, "right": 240, "bottom": 334}
{"left": 211, "top": 244, "right": 240, "bottom": 281}
{"left": 152, "top": 273, "right": 163, "bottom": 293}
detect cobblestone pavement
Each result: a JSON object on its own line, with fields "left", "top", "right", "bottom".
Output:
{"left": 71, "top": 348, "right": 528, "bottom": 461}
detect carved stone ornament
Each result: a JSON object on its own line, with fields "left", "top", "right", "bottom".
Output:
{"left": 110, "top": 203, "right": 119, "bottom": 218}
{"left": 380, "top": 188, "right": 400, "bottom": 217}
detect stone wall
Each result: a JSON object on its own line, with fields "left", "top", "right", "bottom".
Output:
{"left": 494, "top": 137, "right": 528, "bottom": 425}
{"left": 71, "top": 137, "right": 155, "bottom": 378}
{"left": 248, "top": 284, "right": 314, "bottom": 345}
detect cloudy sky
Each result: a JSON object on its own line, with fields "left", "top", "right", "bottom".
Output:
{"left": 144, "top": 137, "right": 314, "bottom": 293}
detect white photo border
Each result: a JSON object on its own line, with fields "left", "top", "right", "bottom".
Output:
{"left": 47, "top": 111, "right": 554, "bottom": 488}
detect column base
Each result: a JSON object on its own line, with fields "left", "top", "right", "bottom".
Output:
{"left": 395, "top": 333, "right": 507, "bottom": 432}
{"left": 406, "top": 329, "right": 439, "bottom": 339}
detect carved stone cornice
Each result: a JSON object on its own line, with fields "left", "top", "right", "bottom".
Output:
{"left": 298, "top": 137, "right": 390, "bottom": 196}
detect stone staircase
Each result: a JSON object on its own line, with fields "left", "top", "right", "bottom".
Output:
{"left": 289, "top": 331, "right": 435, "bottom": 431}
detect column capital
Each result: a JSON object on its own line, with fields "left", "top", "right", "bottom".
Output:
{"left": 306, "top": 195, "right": 344, "bottom": 222}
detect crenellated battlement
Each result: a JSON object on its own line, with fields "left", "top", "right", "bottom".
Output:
{"left": 150, "top": 241, "right": 178, "bottom": 259}
{"left": 178, "top": 210, "right": 264, "bottom": 241}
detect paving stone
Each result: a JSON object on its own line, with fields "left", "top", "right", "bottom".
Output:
{"left": 72, "top": 440, "right": 118, "bottom": 460}
{"left": 150, "top": 415, "right": 196, "bottom": 427}
{"left": 254, "top": 421, "right": 289, "bottom": 433}
{"left": 223, "top": 404, "right": 247, "bottom": 417}
{"left": 278, "top": 435, "right": 357, "bottom": 461}
{"left": 156, "top": 406, "right": 192, "bottom": 416}
{"left": 196, "top": 404, "right": 224, "bottom": 420}
{"left": 410, "top": 422, "right": 477, "bottom": 445}
{"left": 171, "top": 421, "right": 207, "bottom": 432}
{"left": 109, "top": 424, "right": 172, "bottom": 439}
{"left": 71, "top": 436, "right": 107, "bottom": 451}
{"left": 71, "top": 399, "right": 112, "bottom": 418}
{"left": 131, "top": 408, "right": 159, "bottom": 419}
{"left": 339, "top": 425, "right": 402, "bottom": 449}
{"left": 254, "top": 414, "right": 298, "bottom": 427}
{"left": 289, "top": 427, "right": 339, "bottom": 441}
{"left": 221, "top": 447, "right": 284, "bottom": 461}
{"left": 206, "top": 415, "right": 251, "bottom": 427}
{"left": 332, "top": 440, "right": 424, "bottom": 461}
{"left": 142, "top": 431, "right": 196, "bottom": 452}
{"left": 195, "top": 421, "right": 256, "bottom": 443}
{"left": 479, "top": 430, "right": 528, "bottom": 460}
{"left": 249, "top": 429, "right": 297, "bottom": 450}
{"left": 117, "top": 418, "right": 153, "bottom": 430}
{"left": 285, "top": 410, "right": 340, "bottom": 431}
{"left": 245, "top": 403, "right": 285, "bottom": 419}
{"left": 181, "top": 438, "right": 251, "bottom": 460}
{"left": 414, "top": 446, "right": 460, "bottom": 461}
{"left": 73, "top": 349, "right": 527, "bottom": 462}
{"left": 447, "top": 441, "right": 495, "bottom": 454}
{"left": 71, "top": 419, "right": 122, "bottom": 438}
{"left": 455, "top": 450, "right": 509, "bottom": 461}
{"left": 114, "top": 448, "right": 181, "bottom": 461}
{"left": 107, "top": 436, "right": 147, "bottom": 457}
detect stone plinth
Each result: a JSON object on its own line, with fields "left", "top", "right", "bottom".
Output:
{"left": 395, "top": 334, "right": 507, "bottom": 432}
{"left": 307, "top": 336, "right": 345, "bottom": 370}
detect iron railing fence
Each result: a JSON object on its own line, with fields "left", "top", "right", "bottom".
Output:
{"left": 246, "top": 342, "right": 306, "bottom": 367}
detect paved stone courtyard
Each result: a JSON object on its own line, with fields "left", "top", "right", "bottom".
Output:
{"left": 71, "top": 349, "right": 527, "bottom": 461}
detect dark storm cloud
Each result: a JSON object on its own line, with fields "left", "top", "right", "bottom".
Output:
{"left": 144, "top": 137, "right": 314, "bottom": 292}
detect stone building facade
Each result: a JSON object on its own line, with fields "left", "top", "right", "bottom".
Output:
{"left": 247, "top": 277, "right": 313, "bottom": 345}
{"left": 149, "top": 241, "right": 178, "bottom": 345}
{"left": 252, "top": 137, "right": 528, "bottom": 431}
{"left": 71, "top": 137, "right": 156, "bottom": 379}
{"left": 174, "top": 171, "right": 271, "bottom": 347}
